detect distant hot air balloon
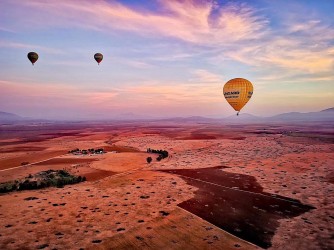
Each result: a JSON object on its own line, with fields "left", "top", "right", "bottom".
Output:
{"left": 27, "top": 52, "right": 39, "bottom": 65}
{"left": 223, "top": 78, "right": 253, "bottom": 116}
{"left": 94, "top": 53, "right": 103, "bottom": 65}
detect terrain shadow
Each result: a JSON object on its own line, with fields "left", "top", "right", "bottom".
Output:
{"left": 161, "top": 166, "right": 315, "bottom": 249}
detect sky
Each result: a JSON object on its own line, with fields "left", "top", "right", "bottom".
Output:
{"left": 0, "top": 0, "right": 333, "bottom": 120}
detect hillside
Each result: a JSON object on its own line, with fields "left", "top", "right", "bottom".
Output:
{"left": 0, "top": 111, "right": 23, "bottom": 122}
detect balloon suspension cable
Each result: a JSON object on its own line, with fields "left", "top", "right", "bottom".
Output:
{"left": 237, "top": 111, "right": 239, "bottom": 116}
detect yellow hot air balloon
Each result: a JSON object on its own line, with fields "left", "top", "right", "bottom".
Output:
{"left": 223, "top": 78, "right": 253, "bottom": 115}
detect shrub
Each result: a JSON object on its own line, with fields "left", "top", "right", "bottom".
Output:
{"left": 59, "top": 170, "right": 70, "bottom": 177}
{"left": 146, "top": 157, "right": 152, "bottom": 164}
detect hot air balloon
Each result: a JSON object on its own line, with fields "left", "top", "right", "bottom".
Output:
{"left": 27, "top": 52, "right": 39, "bottom": 65}
{"left": 94, "top": 53, "right": 103, "bottom": 65}
{"left": 223, "top": 78, "right": 253, "bottom": 116}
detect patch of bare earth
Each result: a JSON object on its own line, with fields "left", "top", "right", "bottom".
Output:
{"left": 0, "top": 122, "right": 333, "bottom": 249}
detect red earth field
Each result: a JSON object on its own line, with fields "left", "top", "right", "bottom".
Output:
{"left": 0, "top": 121, "right": 333, "bottom": 249}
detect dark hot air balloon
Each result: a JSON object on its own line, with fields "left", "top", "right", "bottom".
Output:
{"left": 94, "top": 53, "right": 103, "bottom": 65}
{"left": 223, "top": 78, "right": 253, "bottom": 116}
{"left": 27, "top": 52, "right": 39, "bottom": 65}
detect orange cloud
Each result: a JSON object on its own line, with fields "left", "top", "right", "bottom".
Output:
{"left": 0, "top": 80, "right": 119, "bottom": 107}
{"left": 0, "top": 72, "right": 226, "bottom": 118}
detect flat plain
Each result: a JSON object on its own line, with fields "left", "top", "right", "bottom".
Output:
{"left": 0, "top": 120, "right": 333, "bottom": 249}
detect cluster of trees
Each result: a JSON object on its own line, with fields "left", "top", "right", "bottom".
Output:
{"left": 146, "top": 148, "right": 169, "bottom": 163}
{"left": 0, "top": 170, "right": 86, "bottom": 193}
{"left": 68, "top": 148, "right": 105, "bottom": 155}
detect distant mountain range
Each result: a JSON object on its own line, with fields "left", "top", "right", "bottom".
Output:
{"left": 0, "top": 111, "right": 23, "bottom": 122}
{"left": 222, "top": 108, "right": 334, "bottom": 123}
{"left": 1, "top": 108, "right": 333, "bottom": 124}
{"left": 0, "top": 112, "right": 49, "bottom": 124}
{"left": 266, "top": 107, "right": 334, "bottom": 122}
{"left": 159, "top": 108, "right": 334, "bottom": 123}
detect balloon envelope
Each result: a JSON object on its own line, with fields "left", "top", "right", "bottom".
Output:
{"left": 27, "top": 52, "right": 38, "bottom": 65}
{"left": 94, "top": 53, "right": 103, "bottom": 64}
{"left": 223, "top": 78, "right": 253, "bottom": 112}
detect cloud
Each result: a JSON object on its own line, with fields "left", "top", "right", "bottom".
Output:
{"left": 0, "top": 26, "right": 16, "bottom": 33}
{"left": 4, "top": 0, "right": 330, "bottom": 75}
{"left": 124, "top": 70, "right": 224, "bottom": 104}
{"left": 0, "top": 73, "right": 226, "bottom": 118}
{"left": 227, "top": 10, "right": 334, "bottom": 73}
{"left": 190, "top": 69, "right": 224, "bottom": 83}
{"left": 115, "top": 58, "right": 153, "bottom": 69}
{"left": 0, "top": 0, "right": 265, "bottom": 68}
{"left": 3, "top": 0, "right": 267, "bottom": 45}
{"left": 0, "top": 41, "right": 64, "bottom": 54}
{"left": 0, "top": 80, "right": 119, "bottom": 107}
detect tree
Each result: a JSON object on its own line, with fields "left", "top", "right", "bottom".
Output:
{"left": 146, "top": 157, "right": 152, "bottom": 164}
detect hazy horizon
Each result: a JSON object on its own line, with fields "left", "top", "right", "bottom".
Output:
{"left": 1, "top": 0, "right": 333, "bottom": 120}
{"left": 1, "top": 106, "right": 333, "bottom": 123}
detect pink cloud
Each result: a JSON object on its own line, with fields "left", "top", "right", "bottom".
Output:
{"left": 0, "top": 81, "right": 120, "bottom": 117}
{"left": 4, "top": 0, "right": 266, "bottom": 44}
{"left": 0, "top": 75, "right": 227, "bottom": 119}
{"left": 2, "top": 0, "right": 332, "bottom": 75}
